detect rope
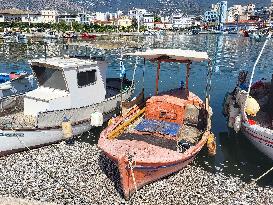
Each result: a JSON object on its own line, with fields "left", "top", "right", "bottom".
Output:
{"left": 128, "top": 154, "right": 138, "bottom": 195}
{"left": 246, "top": 33, "right": 272, "bottom": 98}
{"left": 130, "top": 56, "right": 138, "bottom": 89}
{"left": 216, "top": 165, "right": 273, "bottom": 205}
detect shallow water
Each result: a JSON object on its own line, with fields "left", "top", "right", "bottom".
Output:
{"left": 0, "top": 34, "right": 272, "bottom": 186}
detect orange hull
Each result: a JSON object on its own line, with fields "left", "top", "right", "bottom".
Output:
{"left": 98, "top": 89, "right": 211, "bottom": 199}
{"left": 117, "top": 154, "right": 196, "bottom": 199}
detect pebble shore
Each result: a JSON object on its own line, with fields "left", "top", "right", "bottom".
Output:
{"left": 0, "top": 141, "right": 272, "bottom": 205}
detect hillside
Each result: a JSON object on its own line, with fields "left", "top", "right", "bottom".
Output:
{"left": 0, "top": 0, "right": 270, "bottom": 14}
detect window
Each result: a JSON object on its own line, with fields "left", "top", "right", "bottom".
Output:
{"left": 32, "top": 66, "right": 68, "bottom": 91}
{"left": 77, "top": 70, "right": 96, "bottom": 87}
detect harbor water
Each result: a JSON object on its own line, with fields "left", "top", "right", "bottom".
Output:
{"left": 0, "top": 34, "right": 272, "bottom": 188}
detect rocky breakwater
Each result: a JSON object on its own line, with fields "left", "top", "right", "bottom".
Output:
{"left": 0, "top": 141, "right": 272, "bottom": 205}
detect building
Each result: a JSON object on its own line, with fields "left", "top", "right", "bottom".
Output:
{"left": 218, "top": 1, "right": 228, "bottom": 29}
{"left": 41, "top": 10, "right": 58, "bottom": 23}
{"left": 254, "top": 7, "right": 270, "bottom": 21}
{"left": 204, "top": 1, "right": 227, "bottom": 29}
{"left": 171, "top": 15, "right": 194, "bottom": 29}
{"left": 224, "top": 20, "right": 258, "bottom": 30}
{"left": 270, "top": 0, "right": 273, "bottom": 26}
{"left": 21, "top": 13, "right": 42, "bottom": 24}
{"left": 227, "top": 5, "right": 242, "bottom": 22}
{"left": 204, "top": 10, "right": 219, "bottom": 25}
{"left": 0, "top": 8, "right": 27, "bottom": 22}
{"left": 116, "top": 16, "right": 132, "bottom": 27}
{"left": 78, "top": 13, "right": 91, "bottom": 24}
{"left": 58, "top": 13, "right": 79, "bottom": 23}
{"left": 143, "top": 13, "right": 154, "bottom": 29}
{"left": 128, "top": 8, "right": 147, "bottom": 19}
{"left": 0, "top": 8, "right": 42, "bottom": 23}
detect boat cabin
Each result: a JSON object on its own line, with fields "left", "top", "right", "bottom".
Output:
{"left": 24, "top": 57, "right": 107, "bottom": 116}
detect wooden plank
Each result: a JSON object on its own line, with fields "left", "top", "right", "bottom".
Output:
{"left": 108, "top": 108, "right": 146, "bottom": 140}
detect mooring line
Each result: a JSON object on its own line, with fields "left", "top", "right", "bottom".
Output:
{"left": 215, "top": 165, "right": 273, "bottom": 205}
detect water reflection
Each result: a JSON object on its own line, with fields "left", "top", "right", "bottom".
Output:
{"left": 0, "top": 34, "right": 272, "bottom": 185}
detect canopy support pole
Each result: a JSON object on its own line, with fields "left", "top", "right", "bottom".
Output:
{"left": 185, "top": 62, "right": 191, "bottom": 98}
{"left": 142, "top": 58, "right": 145, "bottom": 93}
{"left": 156, "top": 61, "right": 160, "bottom": 95}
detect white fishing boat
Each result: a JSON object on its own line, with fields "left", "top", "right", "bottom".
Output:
{"left": 0, "top": 72, "right": 37, "bottom": 110}
{"left": 223, "top": 35, "right": 273, "bottom": 160}
{"left": 0, "top": 56, "right": 135, "bottom": 155}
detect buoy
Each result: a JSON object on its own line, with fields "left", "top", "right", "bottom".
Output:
{"left": 108, "top": 118, "right": 115, "bottom": 126}
{"left": 234, "top": 114, "right": 242, "bottom": 133}
{"left": 207, "top": 133, "right": 216, "bottom": 156}
{"left": 91, "top": 112, "right": 103, "bottom": 127}
{"left": 245, "top": 97, "right": 260, "bottom": 116}
{"left": 62, "top": 117, "right": 72, "bottom": 139}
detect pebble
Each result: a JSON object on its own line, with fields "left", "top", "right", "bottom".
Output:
{"left": 0, "top": 141, "right": 272, "bottom": 205}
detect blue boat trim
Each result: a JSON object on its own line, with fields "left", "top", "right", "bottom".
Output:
{"left": 126, "top": 154, "right": 196, "bottom": 171}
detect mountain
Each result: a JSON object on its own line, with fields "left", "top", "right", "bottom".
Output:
{"left": 71, "top": 0, "right": 200, "bottom": 14}
{"left": 199, "top": 0, "right": 271, "bottom": 11}
{"left": 0, "top": 0, "right": 271, "bottom": 14}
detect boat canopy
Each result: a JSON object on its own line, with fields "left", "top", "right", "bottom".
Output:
{"left": 126, "top": 49, "right": 209, "bottom": 63}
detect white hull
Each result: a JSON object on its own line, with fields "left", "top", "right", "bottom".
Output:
{"left": 0, "top": 86, "right": 133, "bottom": 155}
{"left": 0, "top": 122, "right": 91, "bottom": 155}
{"left": 242, "top": 122, "right": 273, "bottom": 160}
{"left": 224, "top": 90, "right": 273, "bottom": 160}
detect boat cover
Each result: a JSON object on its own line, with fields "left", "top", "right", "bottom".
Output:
{"left": 135, "top": 119, "right": 180, "bottom": 136}
{"left": 126, "top": 49, "right": 209, "bottom": 62}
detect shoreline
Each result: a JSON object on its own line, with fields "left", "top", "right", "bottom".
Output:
{"left": 0, "top": 141, "right": 272, "bottom": 205}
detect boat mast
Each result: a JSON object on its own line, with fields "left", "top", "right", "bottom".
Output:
{"left": 185, "top": 62, "right": 191, "bottom": 98}
{"left": 155, "top": 61, "right": 160, "bottom": 95}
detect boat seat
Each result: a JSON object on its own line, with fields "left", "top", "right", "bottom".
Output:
{"left": 135, "top": 119, "right": 181, "bottom": 136}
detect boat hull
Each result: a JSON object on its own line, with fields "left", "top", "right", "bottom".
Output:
{"left": 117, "top": 154, "right": 196, "bottom": 199}
{"left": 0, "top": 122, "right": 91, "bottom": 156}
{"left": 242, "top": 122, "right": 273, "bottom": 160}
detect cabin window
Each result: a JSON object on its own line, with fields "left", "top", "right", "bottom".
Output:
{"left": 32, "top": 66, "right": 68, "bottom": 91}
{"left": 77, "top": 70, "right": 97, "bottom": 87}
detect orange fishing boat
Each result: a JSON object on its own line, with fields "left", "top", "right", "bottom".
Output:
{"left": 98, "top": 49, "right": 216, "bottom": 199}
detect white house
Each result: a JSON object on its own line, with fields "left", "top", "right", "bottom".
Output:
{"left": 78, "top": 13, "right": 91, "bottom": 24}
{"left": 128, "top": 8, "right": 147, "bottom": 27}
{"left": 58, "top": 13, "right": 79, "bottom": 23}
{"left": 143, "top": 13, "right": 154, "bottom": 29}
{"left": 172, "top": 15, "right": 193, "bottom": 29}
{"left": 21, "top": 13, "right": 42, "bottom": 24}
{"left": 41, "top": 10, "right": 58, "bottom": 23}
{"left": 128, "top": 8, "right": 147, "bottom": 19}
{"left": 0, "top": 8, "right": 42, "bottom": 23}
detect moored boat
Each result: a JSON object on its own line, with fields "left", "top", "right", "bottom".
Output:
{"left": 0, "top": 56, "right": 135, "bottom": 155}
{"left": 223, "top": 36, "right": 273, "bottom": 160}
{"left": 0, "top": 71, "right": 37, "bottom": 110}
{"left": 224, "top": 71, "right": 273, "bottom": 160}
{"left": 98, "top": 49, "right": 215, "bottom": 199}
